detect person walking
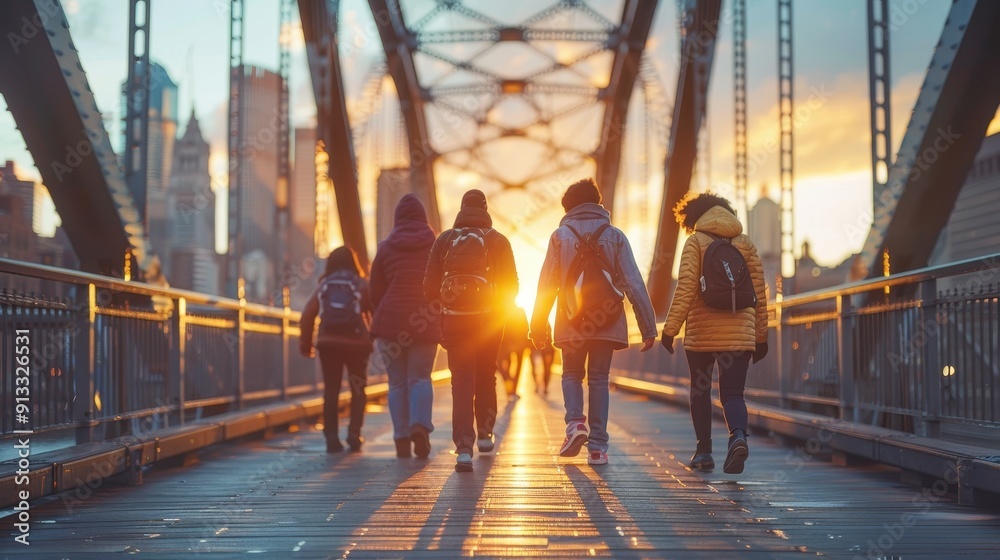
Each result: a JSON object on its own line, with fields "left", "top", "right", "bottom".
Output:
{"left": 423, "top": 189, "right": 519, "bottom": 472}
{"left": 370, "top": 194, "right": 441, "bottom": 459}
{"left": 300, "top": 246, "right": 373, "bottom": 453}
{"left": 498, "top": 306, "right": 531, "bottom": 397}
{"left": 530, "top": 178, "right": 657, "bottom": 466}
{"left": 660, "top": 192, "right": 768, "bottom": 474}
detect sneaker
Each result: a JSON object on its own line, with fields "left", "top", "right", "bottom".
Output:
{"left": 559, "top": 423, "right": 589, "bottom": 457}
{"left": 477, "top": 434, "right": 495, "bottom": 453}
{"left": 689, "top": 453, "right": 715, "bottom": 471}
{"left": 347, "top": 434, "right": 364, "bottom": 452}
{"left": 587, "top": 451, "right": 609, "bottom": 465}
{"left": 724, "top": 429, "right": 749, "bottom": 474}
{"left": 455, "top": 452, "right": 473, "bottom": 472}
{"left": 411, "top": 425, "right": 431, "bottom": 459}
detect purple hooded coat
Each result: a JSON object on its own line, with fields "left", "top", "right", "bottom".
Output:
{"left": 370, "top": 194, "right": 441, "bottom": 343}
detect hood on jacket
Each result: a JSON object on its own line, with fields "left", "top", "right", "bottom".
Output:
{"left": 453, "top": 206, "right": 492, "bottom": 229}
{"left": 693, "top": 205, "right": 743, "bottom": 238}
{"left": 559, "top": 202, "right": 610, "bottom": 227}
{"left": 386, "top": 194, "right": 435, "bottom": 250}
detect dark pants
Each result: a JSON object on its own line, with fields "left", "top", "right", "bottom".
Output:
{"left": 442, "top": 314, "right": 504, "bottom": 455}
{"left": 685, "top": 349, "right": 751, "bottom": 453}
{"left": 318, "top": 346, "right": 369, "bottom": 446}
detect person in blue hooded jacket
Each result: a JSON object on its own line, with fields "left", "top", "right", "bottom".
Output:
{"left": 530, "top": 178, "right": 657, "bottom": 466}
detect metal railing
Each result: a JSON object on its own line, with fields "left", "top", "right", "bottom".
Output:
{"left": 0, "top": 258, "right": 333, "bottom": 443}
{"left": 616, "top": 252, "right": 1000, "bottom": 443}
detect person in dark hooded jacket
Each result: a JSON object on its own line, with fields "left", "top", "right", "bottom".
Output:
{"left": 423, "top": 189, "right": 518, "bottom": 472}
{"left": 370, "top": 194, "right": 441, "bottom": 459}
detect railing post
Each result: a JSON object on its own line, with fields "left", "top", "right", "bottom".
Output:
{"left": 72, "top": 283, "right": 97, "bottom": 444}
{"left": 237, "top": 279, "right": 246, "bottom": 410}
{"left": 775, "top": 294, "right": 786, "bottom": 409}
{"left": 168, "top": 297, "right": 186, "bottom": 425}
{"left": 282, "top": 287, "right": 290, "bottom": 400}
{"left": 836, "top": 294, "right": 857, "bottom": 422}
{"left": 920, "top": 279, "right": 942, "bottom": 438}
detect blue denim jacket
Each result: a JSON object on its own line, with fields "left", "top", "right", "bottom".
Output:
{"left": 531, "top": 203, "right": 657, "bottom": 350}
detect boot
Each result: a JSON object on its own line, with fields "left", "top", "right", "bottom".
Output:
{"left": 394, "top": 437, "right": 412, "bottom": 458}
{"left": 689, "top": 438, "right": 714, "bottom": 470}
{"left": 724, "top": 429, "right": 749, "bottom": 474}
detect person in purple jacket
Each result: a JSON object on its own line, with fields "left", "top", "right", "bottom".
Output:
{"left": 370, "top": 194, "right": 442, "bottom": 459}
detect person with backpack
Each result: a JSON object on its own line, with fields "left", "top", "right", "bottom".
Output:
{"left": 423, "top": 189, "right": 518, "bottom": 472}
{"left": 660, "top": 192, "right": 768, "bottom": 474}
{"left": 530, "top": 178, "right": 657, "bottom": 466}
{"left": 370, "top": 194, "right": 440, "bottom": 459}
{"left": 300, "top": 246, "right": 373, "bottom": 453}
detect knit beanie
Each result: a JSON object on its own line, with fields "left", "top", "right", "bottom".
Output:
{"left": 561, "top": 178, "right": 602, "bottom": 212}
{"left": 461, "top": 189, "right": 488, "bottom": 210}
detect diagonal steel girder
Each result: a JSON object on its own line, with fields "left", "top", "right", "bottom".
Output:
{"left": 594, "top": 0, "right": 660, "bottom": 215}
{"left": 0, "top": 0, "right": 162, "bottom": 281}
{"left": 369, "top": 0, "right": 441, "bottom": 232}
{"left": 861, "top": 0, "right": 1000, "bottom": 278}
{"left": 647, "top": 0, "right": 722, "bottom": 317}
{"left": 299, "top": 0, "right": 369, "bottom": 266}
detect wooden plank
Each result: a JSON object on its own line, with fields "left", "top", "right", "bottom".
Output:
{"left": 6, "top": 378, "right": 1000, "bottom": 557}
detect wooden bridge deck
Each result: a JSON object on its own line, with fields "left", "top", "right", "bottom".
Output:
{"left": 4, "top": 376, "right": 999, "bottom": 559}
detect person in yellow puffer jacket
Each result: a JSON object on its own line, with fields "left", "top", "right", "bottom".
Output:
{"left": 660, "top": 192, "right": 768, "bottom": 475}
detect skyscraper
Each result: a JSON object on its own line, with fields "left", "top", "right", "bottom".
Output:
{"left": 376, "top": 167, "right": 412, "bottom": 243}
{"left": 166, "top": 111, "right": 219, "bottom": 294}
{"left": 235, "top": 66, "right": 281, "bottom": 303}
{"left": 748, "top": 191, "right": 781, "bottom": 300}
{"left": 121, "top": 62, "right": 178, "bottom": 266}
{"left": 291, "top": 127, "right": 316, "bottom": 256}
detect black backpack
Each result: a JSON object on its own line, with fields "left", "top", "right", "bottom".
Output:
{"left": 561, "top": 223, "right": 624, "bottom": 333}
{"left": 318, "top": 273, "right": 369, "bottom": 340}
{"left": 699, "top": 232, "right": 757, "bottom": 313}
{"left": 440, "top": 227, "right": 495, "bottom": 314}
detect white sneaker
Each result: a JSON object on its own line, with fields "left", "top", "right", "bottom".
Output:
{"left": 588, "top": 450, "right": 609, "bottom": 465}
{"left": 455, "top": 452, "right": 473, "bottom": 472}
{"left": 559, "top": 423, "right": 589, "bottom": 457}
{"left": 477, "top": 435, "right": 495, "bottom": 452}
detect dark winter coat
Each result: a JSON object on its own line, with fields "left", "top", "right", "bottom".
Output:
{"left": 423, "top": 206, "right": 519, "bottom": 318}
{"left": 370, "top": 194, "right": 441, "bottom": 343}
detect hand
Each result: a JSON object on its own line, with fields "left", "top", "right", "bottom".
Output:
{"left": 640, "top": 338, "right": 655, "bottom": 352}
{"left": 300, "top": 343, "right": 314, "bottom": 358}
{"left": 752, "top": 341, "right": 768, "bottom": 363}
{"left": 660, "top": 333, "right": 675, "bottom": 354}
{"left": 531, "top": 336, "right": 550, "bottom": 350}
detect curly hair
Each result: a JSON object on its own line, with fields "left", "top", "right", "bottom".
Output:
{"left": 672, "top": 192, "right": 737, "bottom": 234}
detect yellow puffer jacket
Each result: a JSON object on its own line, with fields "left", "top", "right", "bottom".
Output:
{"left": 663, "top": 206, "right": 768, "bottom": 352}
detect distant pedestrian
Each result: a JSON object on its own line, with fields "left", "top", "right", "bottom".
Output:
{"left": 370, "top": 194, "right": 441, "bottom": 459}
{"left": 530, "top": 178, "right": 657, "bottom": 466}
{"left": 660, "top": 192, "right": 768, "bottom": 474}
{"left": 531, "top": 343, "right": 556, "bottom": 396}
{"left": 424, "top": 189, "right": 519, "bottom": 472}
{"left": 498, "top": 306, "right": 531, "bottom": 397}
{"left": 300, "top": 246, "right": 372, "bottom": 453}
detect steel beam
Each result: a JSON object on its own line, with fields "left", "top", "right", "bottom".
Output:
{"left": 276, "top": 0, "right": 293, "bottom": 290}
{"left": 647, "top": 0, "right": 722, "bottom": 317}
{"left": 369, "top": 0, "right": 441, "bottom": 232}
{"left": 594, "top": 0, "right": 659, "bottom": 215}
{"left": 778, "top": 0, "right": 794, "bottom": 278}
{"left": 124, "top": 0, "right": 151, "bottom": 229}
{"left": 733, "top": 0, "right": 748, "bottom": 224}
{"left": 867, "top": 0, "right": 892, "bottom": 219}
{"left": 861, "top": 0, "right": 1000, "bottom": 277}
{"left": 299, "top": 0, "right": 369, "bottom": 265}
{"left": 227, "top": 0, "right": 245, "bottom": 297}
{"left": 0, "top": 0, "right": 161, "bottom": 280}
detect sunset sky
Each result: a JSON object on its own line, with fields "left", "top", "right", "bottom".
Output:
{"left": 1, "top": 0, "right": 998, "bottom": 297}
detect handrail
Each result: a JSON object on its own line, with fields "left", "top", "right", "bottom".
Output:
{"left": 0, "top": 257, "right": 299, "bottom": 319}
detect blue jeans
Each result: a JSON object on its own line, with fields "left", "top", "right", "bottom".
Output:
{"left": 561, "top": 340, "right": 616, "bottom": 453}
{"left": 376, "top": 339, "right": 437, "bottom": 440}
